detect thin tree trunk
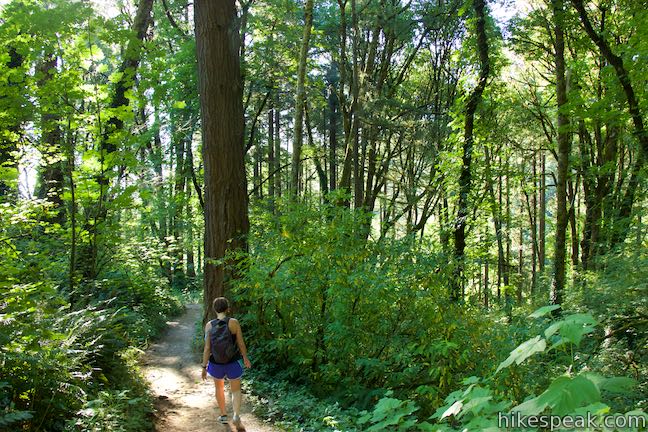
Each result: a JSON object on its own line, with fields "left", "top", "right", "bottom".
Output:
{"left": 484, "top": 259, "right": 489, "bottom": 309}
{"left": 328, "top": 84, "right": 338, "bottom": 192}
{"left": 568, "top": 179, "right": 579, "bottom": 267}
{"left": 540, "top": 154, "right": 546, "bottom": 273}
{"left": 550, "top": 0, "right": 570, "bottom": 309}
{"left": 505, "top": 158, "right": 511, "bottom": 287}
{"left": 67, "top": 120, "right": 77, "bottom": 292}
{"left": 291, "top": 0, "right": 314, "bottom": 197}
{"left": 268, "top": 101, "right": 275, "bottom": 210}
{"left": 305, "top": 102, "right": 329, "bottom": 196}
{"left": 173, "top": 127, "right": 187, "bottom": 288}
{"left": 529, "top": 158, "right": 539, "bottom": 296}
{"left": 518, "top": 224, "right": 523, "bottom": 303}
{"left": 485, "top": 146, "right": 506, "bottom": 303}
{"left": 186, "top": 175, "right": 196, "bottom": 280}
{"left": 274, "top": 95, "right": 282, "bottom": 198}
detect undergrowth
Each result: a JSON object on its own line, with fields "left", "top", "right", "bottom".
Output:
{"left": 0, "top": 200, "right": 186, "bottom": 431}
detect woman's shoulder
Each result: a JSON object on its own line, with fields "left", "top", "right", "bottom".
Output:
{"left": 227, "top": 317, "right": 240, "bottom": 331}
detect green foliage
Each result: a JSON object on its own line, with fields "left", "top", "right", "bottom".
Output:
{"left": 242, "top": 370, "right": 362, "bottom": 431}
{"left": 358, "top": 392, "right": 419, "bottom": 432}
{"left": 0, "top": 199, "right": 182, "bottom": 431}
{"left": 236, "top": 200, "right": 504, "bottom": 416}
{"left": 426, "top": 306, "right": 645, "bottom": 431}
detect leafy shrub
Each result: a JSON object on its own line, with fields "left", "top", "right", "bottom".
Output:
{"left": 359, "top": 305, "right": 646, "bottom": 431}
{"left": 234, "top": 200, "right": 503, "bottom": 414}
{"left": 0, "top": 199, "right": 182, "bottom": 431}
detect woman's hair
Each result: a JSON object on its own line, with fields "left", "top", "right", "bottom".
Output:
{"left": 213, "top": 297, "right": 230, "bottom": 314}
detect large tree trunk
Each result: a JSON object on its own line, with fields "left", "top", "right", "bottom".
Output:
{"left": 550, "top": 0, "right": 570, "bottom": 309}
{"left": 291, "top": 0, "right": 314, "bottom": 197}
{"left": 451, "top": 0, "right": 490, "bottom": 302}
{"left": 36, "top": 53, "right": 65, "bottom": 223}
{"left": 195, "top": 0, "right": 250, "bottom": 322}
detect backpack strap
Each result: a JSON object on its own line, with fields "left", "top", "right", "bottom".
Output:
{"left": 214, "top": 317, "right": 230, "bottom": 325}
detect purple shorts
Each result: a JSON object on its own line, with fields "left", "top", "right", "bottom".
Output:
{"left": 207, "top": 360, "right": 243, "bottom": 380}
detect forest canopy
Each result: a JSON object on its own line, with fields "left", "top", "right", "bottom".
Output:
{"left": 0, "top": 0, "right": 646, "bottom": 430}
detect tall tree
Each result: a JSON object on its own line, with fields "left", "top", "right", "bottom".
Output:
{"left": 550, "top": 0, "right": 570, "bottom": 308}
{"left": 195, "top": 0, "right": 250, "bottom": 321}
{"left": 291, "top": 0, "right": 314, "bottom": 197}
{"left": 451, "top": 0, "right": 490, "bottom": 302}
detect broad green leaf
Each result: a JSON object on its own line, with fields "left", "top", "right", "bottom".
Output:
{"left": 529, "top": 304, "right": 561, "bottom": 318}
{"left": 545, "top": 314, "right": 597, "bottom": 347}
{"left": 496, "top": 335, "right": 546, "bottom": 373}
{"left": 583, "top": 374, "right": 637, "bottom": 394}
{"left": 108, "top": 71, "right": 124, "bottom": 84}
{"left": 441, "top": 400, "right": 463, "bottom": 419}
{"left": 512, "top": 374, "right": 601, "bottom": 416}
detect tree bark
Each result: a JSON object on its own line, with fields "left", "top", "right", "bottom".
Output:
{"left": 539, "top": 153, "right": 546, "bottom": 272}
{"left": 328, "top": 83, "right": 338, "bottom": 192}
{"left": 172, "top": 120, "right": 188, "bottom": 288}
{"left": 291, "top": 0, "right": 314, "bottom": 197}
{"left": 195, "top": 0, "right": 250, "bottom": 322}
{"left": 451, "top": 0, "right": 490, "bottom": 302}
{"left": 550, "top": 0, "right": 570, "bottom": 309}
{"left": 268, "top": 100, "right": 275, "bottom": 210}
{"left": 274, "top": 94, "right": 282, "bottom": 198}
{"left": 0, "top": 46, "right": 24, "bottom": 201}
{"left": 484, "top": 146, "right": 506, "bottom": 303}
{"left": 36, "top": 53, "right": 65, "bottom": 223}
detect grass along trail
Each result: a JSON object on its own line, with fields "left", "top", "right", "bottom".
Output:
{"left": 142, "top": 304, "right": 278, "bottom": 432}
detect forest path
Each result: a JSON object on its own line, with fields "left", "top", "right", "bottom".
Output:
{"left": 142, "top": 304, "right": 278, "bottom": 432}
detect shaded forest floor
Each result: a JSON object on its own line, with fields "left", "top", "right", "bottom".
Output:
{"left": 142, "top": 304, "right": 278, "bottom": 432}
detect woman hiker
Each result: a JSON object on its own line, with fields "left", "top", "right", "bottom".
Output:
{"left": 201, "top": 297, "right": 252, "bottom": 427}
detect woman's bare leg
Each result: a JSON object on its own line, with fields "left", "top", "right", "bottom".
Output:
{"left": 214, "top": 379, "right": 227, "bottom": 416}
{"left": 230, "top": 378, "right": 242, "bottom": 420}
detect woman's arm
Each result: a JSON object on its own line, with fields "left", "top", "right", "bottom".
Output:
{"left": 230, "top": 318, "right": 251, "bottom": 368}
{"left": 201, "top": 322, "right": 212, "bottom": 380}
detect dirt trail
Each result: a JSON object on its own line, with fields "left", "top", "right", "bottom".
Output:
{"left": 142, "top": 304, "right": 278, "bottom": 432}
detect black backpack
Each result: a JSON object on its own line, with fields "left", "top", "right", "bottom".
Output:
{"left": 209, "top": 318, "right": 240, "bottom": 364}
